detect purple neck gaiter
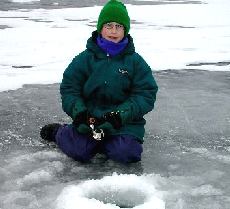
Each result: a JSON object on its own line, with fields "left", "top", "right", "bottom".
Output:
{"left": 96, "top": 35, "right": 128, "bottom": 56}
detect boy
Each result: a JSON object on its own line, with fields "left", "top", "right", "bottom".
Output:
{"left": 40, "top": 0, "right": 158, "bottom": 164}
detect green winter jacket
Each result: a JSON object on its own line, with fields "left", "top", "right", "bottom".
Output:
{"left": 60, "top": 31, "right": 158, "bottom": 142}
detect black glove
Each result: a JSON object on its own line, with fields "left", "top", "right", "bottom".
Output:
{"left": 103, "top": 111, "right": 122, "bottom": 129}
{"left": 73, "top": 111, "right": 105, "bottom": 135}
{"left": 73, "top": 110, "right": 90, "bottom": 127}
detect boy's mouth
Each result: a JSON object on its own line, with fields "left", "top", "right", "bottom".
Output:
{"left": 108, "top": 36, "right": 119, "bottom": 43}
{"left": 108, "top": 36, "right": 118, "bottom": 41}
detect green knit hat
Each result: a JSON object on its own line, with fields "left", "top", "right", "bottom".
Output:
{"left": 97, "top": 0, "right": 130, "bottom": 36}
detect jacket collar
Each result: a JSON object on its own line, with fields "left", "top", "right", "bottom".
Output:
{"left": 86, "top": 31, "right": 135, "bottom": 59}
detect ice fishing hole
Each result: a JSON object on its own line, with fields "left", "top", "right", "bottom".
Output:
{"left": 86, "top": 187, "right": 147, "bottom": 208}
{"left": 56, "top": 174, "right": 165, "bottom": 209}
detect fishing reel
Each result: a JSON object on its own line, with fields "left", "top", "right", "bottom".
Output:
{"left": 89, "top": 117, "right": 104, "bottom": 140}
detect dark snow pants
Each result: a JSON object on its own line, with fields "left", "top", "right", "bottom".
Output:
{"left": 55, "top": 125, "right": 143, "bottom": 164}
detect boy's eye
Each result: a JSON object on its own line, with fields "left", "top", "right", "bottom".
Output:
{"left": 104, "top": 23, "right": 124, "bottom": 31}
{"left": 105, "top": 23, "right": 113, "bottom": 28}
{"left": 116, "top": 24, "right": 123, "bottom": 28}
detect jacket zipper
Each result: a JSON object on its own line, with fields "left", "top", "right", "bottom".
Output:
{"left": 107, "top": 53, "right": 110, "bottom": 63}
{"left": 104, "top": 53, "right": 110, "bottom": 87}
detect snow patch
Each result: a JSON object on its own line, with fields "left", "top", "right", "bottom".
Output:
{"left": 0, "top": 0, "right": 230, "bottom": 92}
{"left": 56, "top": 173, "right": 165, "bottom": 209}
{"left": 16, "top": 169, "right": 53, "bottom": 187}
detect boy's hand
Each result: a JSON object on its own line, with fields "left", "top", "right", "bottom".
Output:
{"left": 76, "top": 123, "right": 92, "bottom": 134}
{"left": 73, "top": 110, "right": 90, "bottom": 127}
{"left": 103, "top": 111, "right": 122, "bottom": 129}
{"left": 95, "top": 122, "right": 116, "bottom": 138}
{"left": 73, "top": 111, "right": 92, "bottom": 134}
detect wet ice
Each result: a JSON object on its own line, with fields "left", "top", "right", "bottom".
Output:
{"left": 1, "top": 143, "right": 230, "bottom": 208}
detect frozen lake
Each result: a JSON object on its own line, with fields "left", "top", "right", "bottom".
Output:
{"left": 1, "top": 69, "right": 230, "bottom": 209}
{"left": 0, "top": 0, "right": 230, "bottom": 208}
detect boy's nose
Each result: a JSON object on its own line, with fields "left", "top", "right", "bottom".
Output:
{"left": 111, "top": 25, "right": 117, "bottom": 33}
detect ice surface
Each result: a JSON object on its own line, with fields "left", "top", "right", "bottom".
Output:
{"left": 1, "top": 145, "right": 229, "bottom": 209}
{"left": 11, "top": 0, "right": 40, "bottom": 2}
{"left": 1, "top": 1, "right": 230, "bottom": 209}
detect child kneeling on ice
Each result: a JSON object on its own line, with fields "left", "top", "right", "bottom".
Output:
{"left": 40, "top": 0, "right": 158, "bottom": 164}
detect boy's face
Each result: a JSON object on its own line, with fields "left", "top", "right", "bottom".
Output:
{"left": 101, "top": 22, "right": 125, "bottom": 43}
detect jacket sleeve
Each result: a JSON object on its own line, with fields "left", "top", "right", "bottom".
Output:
{"left": 117, "top": 54, "right": 158, "bottom": 123}
{"left": 60, "top": 54, "right": 88, "bottom": 120}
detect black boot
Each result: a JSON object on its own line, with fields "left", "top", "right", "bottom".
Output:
{"left": 40, "top": 123, "right": 61, "bottom": 142}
